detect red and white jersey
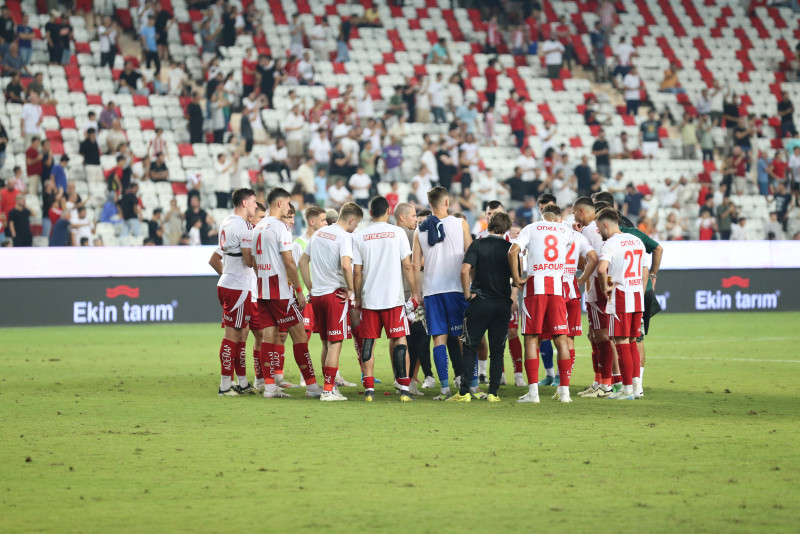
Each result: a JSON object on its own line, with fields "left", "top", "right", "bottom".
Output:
{"left": 304, "top": 224, "right": 354, "bottom": 297}
{"left": 600, "top": 232, "right": 646, "bottom": 315}
{"left": 562, "top": 229, "right": 593, "bottom": 300}
{"left": 215, "top": 246, "right": 258, "bottom": 302}
{"left": 217, "top": 215, "right": 253, "bottom": 291}
{"left": 581, "top": 221, "right": 606, "bottom": 304}
{"left": 516, "top": 221, "right": 575, "bottom": 296}
{"left": 252, "top": 215, "right": 295, "bottom": 300}
{"left": 352, "top": 222, "right": 412, "bottom": 310}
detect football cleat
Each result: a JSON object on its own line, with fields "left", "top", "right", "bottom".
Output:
{"left": 408, "top": 382, "right": 424, "bottom": 396}
{"left": 606, "top": 390, "right": 636, "bottom": 400}
{"left": 612, "top": 383, "right": 623, "bottom": 393}
{"left": 514, "top": 373, "right": 526, "bottom": 387}
{"left": 399, "top": 392, "right": 415, "bottom": 402}
{"left": 577, "top": 385, "right": 598, "bottom": 397}
{"left": 218, "top": 387, "right": 240, "bottom": 396}
{"left": 469, "top": 387, "right": 487, "bottom": 400}
{"left": 486, "top": 394, "right": 501, "bottom": 402}
{"left": 500, "top": 372, "right": 507, "bottom": 385}
{"left": 446, "top": 392, "right": 471, "bottom": 402}
{"left": 583, "top": 387, "right": 612, "bottom": 398}
{"left": 305, "top": 383, "right": 323, "bottom": 398}
{"left": 479, "top": 374, "right": 488, "bottom": 384}
{"left": 263, "top": 389, "right": 291, "bottom": 398}
{"left": 421, "top": 376, "right": 436, "bottom": 388}
{"left": 364, "top": 390, "right": 375, "bottom": 402}
{"left": 552, "top": 392, "right": 573, "bottom": 403}
{"left": 537, "top": 375, "right": 554, "bottom": 386}
{"left": 236, "top": 383, "right": 256, "bottom": 395}
{"left": 433, "top": 391, "right": 452, "bottom": 401}
{"left": 275, "top": 376, "right": 299, "bottom": 388}
{"left": 320, "top": 390, "right": 348, "bottom": 402}
{"left": 335, "top": 375, "right": 358, "bottom": 388}
{"left": 253, "top": 378, "right": 266, "bottom": 393}
{"left": 517, "top": 392, "right": 540, "bottom": 403}
{"left": 552, "top": 375, "right": 561, "bottom": 387}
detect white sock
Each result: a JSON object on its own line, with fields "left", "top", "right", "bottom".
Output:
{"left": 632, "top": 376, "right": 641, "bottom": 389}
{"left": 478, "top": 359, "right": 487, "bottom": 375}
{"left": 557, "top": 385, "right": 569, "bottom": 396}
{"left": 514, "top": 372, "right": 523, "bottom": 379}
{"left": 545, "top": 367, "right": 555, "bottom": 378}
{"left": 441, "top": 387, "right": 450, "bottom": 395}
{"left": 527, "top": 383, "right": 539, "bottom": 396}
{"left": 255, "top": 377, "right": 264, "bottom": 386}
{"left": 274, "top": 373, "right": 284, "bottom": 381}
{"left": 220, "top": 375, "right": 231, "bottom": 390}
{"left": 599, "top": 383, "right": 611, "bottom": 391}
{"left": 624, "top": 384, "right": 634, "bottom": 395}
{"left": 592, "top": 380, "right": 600, "bottom": 388}
{"left": 238, "top": 376, "right": 249, "bottom": 388}
{"left": 335, "top": 370, "right": 343, "bottom": 379}
{"left": 640, "top": 367, "right": 645, "bottom": 384}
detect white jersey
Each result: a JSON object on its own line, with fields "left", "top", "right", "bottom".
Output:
{"left": 217, "top": 215, "right": 253, "bottom": 291}
{"left": 304, "top": 224, "right": 354, "bottom": 297}
{"left": 418, "top": 216, "right": 465, "bottom": 296}
{"left": 516, "top": 221, "right": 575, "bottom": 296}
{"left": 252, "top": 215, "right": 295, "bottom": 300}
{"left": 581, "top": 220, "right": 606, "bottom": 304}
{"left": 353, "top": 222, "right": 412, "bottom": 310}
{"left": 600, "top": 232, "right": 646, "bottom": 315}
{"left": 562, "top": 229, "right": 593, "bottom": 300}
{"left": 215, "top": 246, "right": 258, "bottom": 302}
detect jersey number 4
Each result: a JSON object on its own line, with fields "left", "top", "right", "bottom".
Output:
{"left": 624, "top": 249, "right": 643, "bottom": 278}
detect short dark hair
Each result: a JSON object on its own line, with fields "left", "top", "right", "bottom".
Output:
{"left": 542, "top": 204, "right": 562, "bottom": 217}
{"left": 537, "top": 193, "right": 556, "bottom": 206}
{"left": 593, "top": 200, "right": 612, "bottom": 211}
{"left": 369, "top": 196, "right": 390, "bottom": 218}
{"left": 267, "top": 187, "right": 291, "bottom": 206}
{"left": 87, "top": 127, "right": 96, "bottom": 135}
{"left": 574, "top": 196, "right": 594, "bottom": 209}
{"left": 488, "top": 212, "right": 511, "bottom": 234}
{"left": 304, "top": 205, "right": 326, "bottom": 223}
{"left": 486, "top": 200, "right": 504, "bottom": 211}
{"left": 417, "top": 209, "right": 432, "bottom": 218}
{"left": 339, "top": 202, "right": 364, "bottom": 221}
{"left": 287, "top": 203, "right": 296, "bottom": 216}
{"left": 427, "top": 186, "right": 449, "bottom": 208}
{"left": 592, "top": 191, "right": 615, "bottom": 206}
{"left": 232, "top": 187, "right": 255, "bottom": 208}
{"left": 256, "top": 202, "right": 266, "bottom": 212}
{"left": 596, "top": 207, "right": 620, "bottom": 224}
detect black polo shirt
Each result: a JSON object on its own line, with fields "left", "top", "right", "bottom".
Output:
{"left": 463, "top": 235, "right": 512, "bottom": 301}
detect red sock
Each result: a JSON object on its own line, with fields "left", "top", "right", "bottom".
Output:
{"left": 322, "top": 366, "right": 337, "bottom": 392}
{"left": 569, "top": 348, "right": 575, "bottom": 375}
{"left": 509, "top": 337, "right": 523, "bottom": 374}
{"left": 630, "top": 342, "right": 641, "bottom": 378}
{"left": 590, "top": 341, "right": 599, "bottom": 374}
{"left": 293, "top": 343, "right": 316, "bottom": 385}
{"left": 253, "top": 349, "right": 262, "bottom": 380}
{"left": 363, "top": 376, "right": 375, "bottom": 389}
{"left": 524, "top": 358, "right": 539, "bottom": 385}
{"left": 233, "top": 342, "right": 247, "bottom": 380}
{"left": 397, "top": 377, "right": 411, "bottom": 388}
{"left": 274, "top": 344, "right": 285, "bottom": 375}
{"left": 259, "top": 342, "right": 276, "bottom": 384}
{"left": 616, "top": 343, "right": 633, "bottom": 386}
{"left": 598, "top": 340, "right": 613, "bottom": 381}
{"left": 612, "top": 374, "right": 622, "bottom": 385}
{"left": 219, "top": 339, "right": 236, "bottom": 377}
{"left": 557, "top": 358, "right": 572, "bottom": 386}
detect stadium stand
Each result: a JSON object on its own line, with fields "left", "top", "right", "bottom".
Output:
{"left": 1, "top": 0, "right": 799, "bottom": 247}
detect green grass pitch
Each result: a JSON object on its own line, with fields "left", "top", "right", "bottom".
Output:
{"left": 2, "top": 312, "right": 799, "bottom": 533}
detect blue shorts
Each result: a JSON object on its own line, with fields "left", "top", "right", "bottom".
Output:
{"left": 424, "top": 292, "right": 468, "bottom": 337}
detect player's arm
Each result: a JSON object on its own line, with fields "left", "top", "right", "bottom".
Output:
{"left": 649, "top": 244, "right": 663, "bottom": 288}
{"left": 508, "top": 243, "right": 525, "bottom": 288}
{"left": 281, "top": 250, "right": 302, "bottom": 289}
{"left": 597, "top": 259, "right": 611, "bottom": 294}
{"left": 577, "top": 250, "right": 599, "bottom": 287}
{"left": 209, "top": 250, "right": 223, "bottom": 275}
{"left": 401, "top": 255, "right": 416, "bottom": 303}
{"left": 460, "top": 263, "right": 474, "bottom": 301}
{"left": 510, "top": 285, "right": 519, "bottom": 316}
{"left": 412, "top": 229, "right": 424, "bottom": 300}
{"left": 299, "top": 252, "right": 312, "bottom": 293}
{"left": 461, "top": 219, "right": 473, "bottom": 252}
{"left": 340, "top": 255, "right": 355, "bottom": 302}
{"left": 353, "top": 264, "right": 364, "bottom": 308}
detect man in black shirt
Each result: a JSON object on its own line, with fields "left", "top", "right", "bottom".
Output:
{"left": 504, "top": 166, "right": 528, "bottom": 205}
{"left": 154, "top": 3, "right": 173, "bottom": 61}
{"left": 778, "top": 91, "right": 797, "bottom": 138}
{"left": 450, "top": 212, "right": 514, "bottom": 402}
{"left": 118, "top": 61, "right": 143, "bottom": 94}
{"left": 592, "top": 128, "right": 611, "bottom": 178}
{"left": 436, "top": 139, "right": 456, "bottom": 191}
{"left": 187, "top": 92, "right": 204, "bottom": 144}
{"left": 117, "top": 183, "right": 141, "bottom": 237}
{"left": 8, "top": 195, "right": 32, "bottom": 247}
{"left": 45, "top": 11, "right": 62, "bottom": 64}
{"left": 256, "top": 55, "right": 278, "bottom": 108}
{"left": 574, "top": 154, "right": 593, "bottom": 197}
{"left": 148, "top": 152, "right": 169, "bottom": 181}
{"left": 148, "top": 207, "right": 164, "bottom": 245}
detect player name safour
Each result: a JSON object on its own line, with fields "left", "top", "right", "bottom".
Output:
{"left": 532, "top": 263, "right": 565, "bottom": 271}
{"left": 73, "top": 301, "right": 176, "bottom": 323}
{"left": 695, "top": 290, "right": 780, "bottom": 311}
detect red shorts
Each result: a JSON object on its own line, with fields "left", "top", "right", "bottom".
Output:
{"left": 310, "top": 292, "right": 351, "bottom": 342}
{"left": 218, "top": 287, "right": 252, "bottom": 329}
{"left": 303, "top": 299, "right": 317, "bottom": 334}
{"left": 76, "top": 0, "right": 92, "bottom": 11}
{"left": 359, "top": 306, "right": 409, "bottom": 339}
{"left": 587, "top": 302, "right": 609, "bottom": 331}
{"left": 508, "top": 308, "right": 519, "bottom": 329}
{"left": 258, "top": 298, "right": 303, "bottom": 330}
{"left": 609, "top": 311, "right": 642, "bottom": 339}
{"left": 520, "top": 293, "right": 568, "bottom": 337}
{"left": 566, "top": 297, "right": 582, "bottom": 337}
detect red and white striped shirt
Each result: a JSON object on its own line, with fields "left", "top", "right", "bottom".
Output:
{"left": 600, "top": 232, "right": 645, "bottom": 315}
{"left": 516, "top": 221, "right": 575, "bottom": 297}
{"left": 150, "top": 136, "right": 167, "bottom": 159}
{"left": 581, "top": 221, "right": 606, "bottom": 305}
{"left": 562, "top": 229, "right": 593, "bottom": 300}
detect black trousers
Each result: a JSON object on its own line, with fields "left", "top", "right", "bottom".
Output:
{"left": 407, "top": 320, "right": 432, "bottom": 378}
{"left": 460, "top": 297, "right": 511, "bottom": 395}
{"left": 262, "top": 162, "right": 291, "bottom": 182}
{"left": 101, "top": 50, "right": 116, "bottom": 68}
{"left": 145, "top": 50, "right": 161, "bottom": 75}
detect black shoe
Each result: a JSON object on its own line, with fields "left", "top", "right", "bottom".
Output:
{"left": 236, "top": 383, "right": 256, "bottom": 395}
{"left": 479, "top": 374, "right": 488, "bottom": 384}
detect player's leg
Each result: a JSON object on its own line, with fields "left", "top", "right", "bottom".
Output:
{"left": 553, "top": 334, "right": 573, "bottom": 402}
{"left": 319, "top": 293, "right": 350, "bottom": 401}
{"left": 320, "top": 340, "right": 346, "bottom": 401}
{"left": 451, "top": 300, "right": 487, "bottom": 401}
{"left": 337, "top": 306, "right": 361, "bottom": 388}
{"left": 507, "top": 327, "right": 525, "bottom": 386}
{"left": 538, "top": 339, "right": 555, "bottom": 386}
{"left": 635, "top": 337, "right": 645, "bottom": 397}
{"left": 519, "top": 294, "right": 543, "bottom": 402}
{"left": 388, "top": 316, "right": 413, "bottom": 401}
{"left": 608, "top": 334, "right": 634, "bottom": 399}
{"left": 359, "top": 308, "right": 380, "bottom": 401}
{"left": 445, "top": 293, "right": 471, "bottom": 393}
{"left": 251, "top": 327, "right": 265, "bottom": 391}
{"left": 477, "top": 336, "right": 489, "bottom": 383}
{"left": 287, "top": 322, "right": 321, "bottom": 397}
{"left": 424, "top": 294, "right": 452, "bottom": 399}
{"left": 217, "top": 288, "right": 252, "bottom": 395}
{"left": 486, "top": 300, "right": 511, "bottom": 399}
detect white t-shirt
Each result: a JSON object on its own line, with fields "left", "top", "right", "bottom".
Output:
{"left": 252, "top": 215, "right": 295, "bottom": 300}
{"left": 538, "top": 125, "right": 557, "bottom": 155}
{"left": 168, "top": 67, "right": 187, "bottom": 96}
{"left": 70, "top": 212, "right": 93, "bottom": 245}
{"left": 356, "top": 91, "right": 374, "bottom": 118}
{"left": 418, "top": 215, "right": 465, "bottom": 296}
{"left": 448, "top": 83, "right": 463, "bottom": 109}
{"left": 516, "top": 154, "right": 537, "bottom": 181}
{"left": 428, "top": 80, "right": 445, "bottom": 108}
{"left": 420, "top": 150, "right": 438, "bottom": 182}
{"left": 348, "top": 172, "right": 372, "bottom": 199}
{"left": 623, "top": 73, "right": 641, "bottom": 101}
{"left": 710, "top": 88, "right": 724, "bottom": 112}
{"left": 553, "top": 178, "right": 577, "bottom": 207}
{"left": 297, "top": 59, "right": 314, "bottom": 82}
{"left": 352, "top": 222, "right": 412, "bottom": 309}
{"left": 516, "top": 221, "right": 575, "bottom": 296}
{"left": 309, "top": 135, "right": 332, "bottom": 163}
{"left": 615, "top": 43, "right": 635, "bottom": 66}
{"left": 99, "top": 25, "right": 116, "bottom": 53}
{"left": 243, "top": 97, "right": 263, "bottom": 130}
{"left": 21, "top": 103, "right": 42, "bottom": 135}
{"left": 600, "top": 232, "right": 646, "bottom": 314}
{"left": 217, "top": 214, "right": 253, "bottom": 291}
{"left": 214, "top": 159, "right": 232, "bottom": 192}
{"left": 562, "top": 229, "right": 592, "bottom": 299}
{"left": 410, "top": 174, "right": 432, "bottom": 205}
{"left": 304, "top": 224, "right": 354, "bottom": 296}
{"left": 283, "top": 112, "right": 305, "bottom": 141}
{"left": 788, "top": 153, "right": 800, "bottom": 181}
{"left": 327, "top": 184, "right": 351, "bottom": 206}
{"left": 541, "top": 40, "right": 565, "bottom": 65}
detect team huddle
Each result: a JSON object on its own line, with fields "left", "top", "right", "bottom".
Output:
{"left": 210, "top": 184, "right": 662, "bottom": 403}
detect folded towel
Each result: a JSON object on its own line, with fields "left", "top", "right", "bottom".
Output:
{"left": 418, "top": 215, "right": 446, "bottom": 246}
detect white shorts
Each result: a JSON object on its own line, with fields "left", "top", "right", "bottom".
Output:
{"left": 642, "top": 141, "right": 659, "bottom": 157}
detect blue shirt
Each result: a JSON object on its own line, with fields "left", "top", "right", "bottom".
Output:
{"left": 141, "top": 25, "right": 157, "bottom": 52}
{"left": 314, "top": 176, "right": 328, "bottom": 201}
{"left": 52, "top": 163, "right": 68, "bottom": 192}
{"left": 456, "top": 106, "right": 478, "bottom": 133}
{"left": 757, "top": 158, "right": 769, "bottom": 183}
{"left": 17, "top": 25, "right": 33, "bottom": 48}
{"left": 49, "top": 218, "right": 71, "bottom": 246}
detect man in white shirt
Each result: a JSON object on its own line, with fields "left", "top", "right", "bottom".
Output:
{"left": 696, "top": 88, "right": 711, "bottom": 116}
{"left": 419, "top": 141, "right": 439, "bottom": 184}
{"left": 356, "top": 81, "right": 375, "bottom": 122}
{"left": 541, "top": 37, "right": 565, "bottom": 79}
{"left": 299, "top": 202, "right": 364, "bottom": 401}
{"left": 656, "top": 177, "right": 679, "bottom": 209}
{"left": 348, "top": 166, "right": 372, "bottom": 208}
{"left": 731, "top": 217, "right": 748, "bottom": 240}
{"left": 613, "top": 36, "right": 636, "bottom": 79}
{"left": 353, "top": 196, "right": 416, "bottom": 401}
{"left": 261, "top": 138, "right": 291, "bottom": 183}
{"left": 623, "top": 66, "right": 642, "bottom": 116}
{"left": 327, "top": 177, "right": 352, "bottom": 209}
{"left": 214, "top": 152, "right": 238, "bottom": 208}
{"left": 70, "top": 206, "right": 94, "bottom": 246}
{"left": 410, "top": 165, "right": 433, "bottom": 206}
{"left": 20, "top": 92, "right": 43, "bottom": 146}
{"left": 516, "top": 146, "right": 538, "bottom": 181}
{"left": 428, "top": 72, "right": 446, "bottom": 123}
{"left": 98, "top": 16, "right": 118, "bottom": 68}
{"left": 283, "top": 104, "right": 305, "bottom": 168}
{"left": 538, "top": 120, "right": 557, "bottom": 155}
{"left": 308, "top": 129, "right": 332, "bottom": 171}
{"left": 297, "top": 51, "right": 315, "bottom": 85}
{"left": 310, "top": 17, "right": 329, "bottom": 59}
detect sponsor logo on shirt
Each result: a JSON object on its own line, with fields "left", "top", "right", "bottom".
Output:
{"left": 363, "top": 232, "right": 394, "bottom": 241}
{"left": 317, "top": 231, "right": 337, "bottom": 241}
